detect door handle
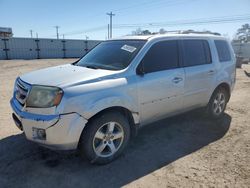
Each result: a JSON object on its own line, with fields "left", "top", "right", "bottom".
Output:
{"left": 172, "top": 77, "right": 183, "bottom": 84}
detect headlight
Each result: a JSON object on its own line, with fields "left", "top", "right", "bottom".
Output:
{"left": 26, "top": 86, "right": 63, "bottom": 108}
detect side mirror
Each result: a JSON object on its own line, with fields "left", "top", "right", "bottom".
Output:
{"left": 136, "top": 63, "right": 145, "bottom": 76}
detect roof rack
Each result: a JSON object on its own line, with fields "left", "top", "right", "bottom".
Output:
{"left": 161, "top": 30, "right": 221, "bottom": 36}
{"left": 181, "top": 30, "right": 221, "bottom": 36}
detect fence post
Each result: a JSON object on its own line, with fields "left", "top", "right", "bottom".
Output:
{"left": 35, "top": 39, "right": 40, "bottom": 59}
{"left": 2, "top": 38, "right": 9, "bottom": 60}
{"left": 84, "top": 40, "right": 88, "bottom": 54}
{"left": 62, "top": 40, "right": 66, "bottom": 58}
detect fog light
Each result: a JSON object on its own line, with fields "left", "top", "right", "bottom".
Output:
{"left": 32, "top": 128, "right": 46, "bottom": 140}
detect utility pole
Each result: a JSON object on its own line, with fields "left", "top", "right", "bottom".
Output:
{"left": 54, "top": 26, "right": 60, "bottom": 39}
{"left": 106, "top": 12, "right": 115, "bottom": 38}
{"left": 36, "top": 33, "right": 38, "bottom": 39}
{"left": 108, "top": 24, "right": 110, "bottom": 39}
{"left": 84, "top": 35, "right": 89, "bottom": 53}
{"left": 30, "top": 30, "right": 33, "bottom": 38}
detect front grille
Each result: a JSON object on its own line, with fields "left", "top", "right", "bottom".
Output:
{"left": 15, "top": 78, "right": 31, "bottom": 106}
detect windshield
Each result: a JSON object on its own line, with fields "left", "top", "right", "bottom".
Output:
{"left": 76, "top": 40, "right": 146, "bottom": 70}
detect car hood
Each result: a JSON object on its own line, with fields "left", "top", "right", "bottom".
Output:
{"left": 20, "top": 64, "right": 118, "bottom": 88}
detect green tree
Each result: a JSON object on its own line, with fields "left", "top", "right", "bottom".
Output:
{"left": 159, "top": 28, "right": 166, "bottom": 34}
{"left": 131, "top": 28, "right": 152, "bottom": 35}
{"left": 235, "top": 24, "right": 250, "bottom": 43}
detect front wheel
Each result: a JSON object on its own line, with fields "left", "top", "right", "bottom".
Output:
{"left": 79, "top": 112, "right": 130, "bottom": 165}
{"left": 207, "top": 87, "right": 229, "bottom": 119}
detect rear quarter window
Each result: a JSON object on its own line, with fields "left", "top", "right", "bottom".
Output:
{"left": 214, "top": 40, "right": 231, "bottom": 62}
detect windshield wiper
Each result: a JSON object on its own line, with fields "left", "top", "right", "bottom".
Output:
{"left": 83, "top": 64, "right": 119, "bottom": 70}
{"left": 85, "top": 65, "right": 100, "bottom": 69}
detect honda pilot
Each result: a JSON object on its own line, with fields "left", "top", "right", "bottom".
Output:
{"left": 10, "top": 34, "right": 236, "bottom": 164}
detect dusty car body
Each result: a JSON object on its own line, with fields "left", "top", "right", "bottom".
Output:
{"left": 11, "top": 34, "right": 236, "bottom": 164}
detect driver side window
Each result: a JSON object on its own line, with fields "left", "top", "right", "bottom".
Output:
{"left": 141, "top": 40, "right": 179, "bottom": 74}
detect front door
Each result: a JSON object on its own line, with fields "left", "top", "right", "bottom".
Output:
{"left": 136, "top": 40, "right": 184, "bottom": 125}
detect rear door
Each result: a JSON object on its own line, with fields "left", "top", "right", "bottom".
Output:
{"left": 181, "top": 39, "right": 215, "bottom": 109}
{"left": 214, "top": 40, "right": 236, "bottom": 89}
{"left": 136, "top": 40, "right": 185, "bottom": 125}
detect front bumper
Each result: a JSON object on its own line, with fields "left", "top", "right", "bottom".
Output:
{"left": 10, "top": 98, "right": 88, "bottom": 150}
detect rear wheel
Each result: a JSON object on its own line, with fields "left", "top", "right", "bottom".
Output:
{"left": 207, "top": 87, "right": 229, "bottom": 119}
{"left": 79, "top": 112, "right": 130, "bottom": 165}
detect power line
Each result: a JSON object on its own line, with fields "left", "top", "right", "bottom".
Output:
{"left": 111, "top": 0, "right": 169, "bottom": 12}
{"left": 61, "top": 25, "right": 107, "bottom": 37}
{"left": 47, "top": 14, "right": 250, "bottom": 38}
{"left": 113, "top": 14, "right": 250, "bottom": 29}
{"left": 50, "top": 0, "right": 189, "bottom": 38}
{"left": 73, "top": 0, "right": 164, "bottom": 23}
{"left": 115, "top": 14, "right": 250, "bottom": 26}
{"left": 116, "top": 0, "right": 199, "bottom": 17}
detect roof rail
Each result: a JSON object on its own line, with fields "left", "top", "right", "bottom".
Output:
{"left": 160, "top": 30, "right": 221, "bottom": 36}
{"left": 180, "top": 30, "right": 221, "bottom": 36}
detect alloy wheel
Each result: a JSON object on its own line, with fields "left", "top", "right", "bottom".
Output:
{"left": 213, "top": 92, "right": 226, "bottom": 115}
{"left": 93, "top": 122, "right": 124, "bottom": 157}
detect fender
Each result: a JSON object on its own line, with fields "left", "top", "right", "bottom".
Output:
{"left": 81, "top": 94, "right": 140, "bottom": 123}
{"left": 208, "top": 80, "right": 231, "bottom": 103}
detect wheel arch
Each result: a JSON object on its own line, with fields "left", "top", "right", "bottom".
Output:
{"left": 211, "top": 82, "right": 231, "bottom": 102}
{"left": 82, "top": 106, "right": 139, "bottom": 139}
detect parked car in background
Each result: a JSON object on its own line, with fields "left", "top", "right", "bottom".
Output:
{"left": 10, "top": 33, "right": 236, "bottom": 164}
{"left": 232, "top": 42, "right": 250, "bottom": 68}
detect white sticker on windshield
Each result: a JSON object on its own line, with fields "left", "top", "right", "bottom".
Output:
{"left": 121, "top": 45, "right": 137, "bottom": 53}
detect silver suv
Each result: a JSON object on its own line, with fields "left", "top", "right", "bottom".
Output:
{"left": 10, "top": 34, "right": 236, "bottom": 164}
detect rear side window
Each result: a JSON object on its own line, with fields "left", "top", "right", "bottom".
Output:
{"left": 142, "top": 40, "right": 179, "bottom": 73}
{"left": 214, "top": 40, "right": 231, "bottom": 62}
{"left": 182, "top": 40, "right": 211, "bottom": 67}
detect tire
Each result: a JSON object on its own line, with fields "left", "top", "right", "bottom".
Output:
{"left": 207, "top": 87, "right": 229, "bottom": 119}
{"left": 79, "top": 111, "right": 130, "bottom": 165}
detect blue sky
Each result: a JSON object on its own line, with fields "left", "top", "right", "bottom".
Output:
{"left": 0, "top": 0, "right": 250, "bottom": 40}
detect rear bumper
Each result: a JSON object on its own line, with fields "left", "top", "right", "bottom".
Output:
{"left": 10, "top": 98, "right": 88, "bottom": 150}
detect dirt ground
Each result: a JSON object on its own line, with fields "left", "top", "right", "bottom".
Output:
{"left": 0, "top": 59, "right": 249, "bottom": 188}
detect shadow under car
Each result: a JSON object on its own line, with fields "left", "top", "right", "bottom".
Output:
{"left": 0, "top": 110, "right": 231, "bottom": 188}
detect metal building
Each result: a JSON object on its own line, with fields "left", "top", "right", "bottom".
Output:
{"left": 0, "top": 27, "right": 13, "bottom": 38}
{"left": 0, "top": 37, "right": 101, "bottom": 60}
